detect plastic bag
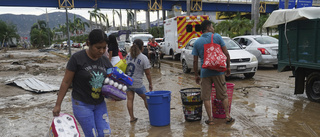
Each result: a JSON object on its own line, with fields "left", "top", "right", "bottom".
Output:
{"left": 114, "top": 59, "right": 127, "bottom": 72}
{"left": 202, "top": 34, "right": 227, "bottom": 72}
{"left": 47, "top": 113, "right": 80, "bottom": 137}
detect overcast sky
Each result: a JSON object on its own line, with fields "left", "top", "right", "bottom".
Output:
{"left": 0, "top": 6, "right": 161, "bottom": 26}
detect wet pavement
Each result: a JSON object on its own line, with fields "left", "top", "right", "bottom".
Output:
{"left": 1, "top": 49, "right": 320, "bottom": 137}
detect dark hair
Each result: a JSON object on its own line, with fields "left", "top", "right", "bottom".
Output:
{"left": 129, "top": 39, "right": 143, "bottom": 58}
{"left": 108, "top": 35, "right": 118, "bottom": 47}
{"left": 88, "top": 29, "right": 108, "bottom": 46}
{"left": 201, "top": 20, "right": 212, "bottom": 33}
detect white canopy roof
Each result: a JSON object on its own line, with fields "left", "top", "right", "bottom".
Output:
{"left": 263, "top": 7, "right": 320, "bottom": 28}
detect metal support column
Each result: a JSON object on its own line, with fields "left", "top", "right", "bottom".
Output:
{"left": 162, "top": 10, "right": 166, "bottom": 21}
{"left": 187, "top": 0, "right": 190, "bottom": 16}
{"left": 134, "top": 10, "right": 137, "bottom": 30}
{"left": 157, "top": 10, "right": 159, "bottom": 27}
{"left": 285, "top": 0, "right": 289, "bottom": 9}
{"left": 146, "top": 10, "right": 150, "bottom": 30}
{"left": 46, "top": 8, "right": 50, "bottom": 46}
{"left": 251, "top": 0, "right": 260, "bottom": 35}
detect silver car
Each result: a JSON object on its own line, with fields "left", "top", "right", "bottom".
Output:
{"left": 180, "top": 37, "right": 258, "bottom": 78}
{"left": 233, "top": 35, "right": 278, "bottom": 67}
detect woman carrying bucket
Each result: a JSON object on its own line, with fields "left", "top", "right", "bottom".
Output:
{"left": 125, "top": 39, "right": 153, "bottom": 122}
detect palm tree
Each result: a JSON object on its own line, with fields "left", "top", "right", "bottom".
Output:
{"left": 72, "top": 15, "right": 81, "bottom": 36}
{"left": 230, "top": 13, "right": 253, "bottom": 37}
{"left": 71, "top": 15, "right": 89, "bottom": 36}
{"left": 88, "top": 8, "right": 100, "bottom": 30}
{"left": 257, "top": 14, "right": 269, "bottom": 35}
{"left": 114, "top": 9, "right": 122, "bottom": 30}
{"left": 104, "top": 13, "right": 110, "bottom": 31}
{"left": 98, "top": 13, "right": 106, "bottom": 30}
{"left": 30, "top": 20, "right": 51, "bottom": 48}
{"left": 216, "top": 20, "right": 232, "bottom": 37}
{"left": 78, "top": 21, "right": 89, "bottom": 35}
{"left": 58, "top": 24, "right": 67, "bottom": 37}
{"left": 126, "top": 9, "right": 134, "bottom": 30}
{"left": 0, "top": 20, "right": 19, "bottom": 49}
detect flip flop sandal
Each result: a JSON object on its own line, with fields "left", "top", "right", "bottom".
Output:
{"left": 130, "top": 118, "right": 138, "bottom": 122}
{"left": 226, "top": 117, "right": 235, "bottom": 124}
{"left": 205, "top": 120, "right": 214, "bottom": 125}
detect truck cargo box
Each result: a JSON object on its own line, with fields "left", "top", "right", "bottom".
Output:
{"left": 278, "top": 19, "right": 320, "bottom": 72}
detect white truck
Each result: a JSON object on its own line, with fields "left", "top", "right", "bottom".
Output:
{"left": 162, "top": 15, "right": 209, "bottom": 60}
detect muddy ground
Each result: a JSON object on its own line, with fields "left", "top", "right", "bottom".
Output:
{"left": 1, "top": 49, "right": 320, "bottom": 137}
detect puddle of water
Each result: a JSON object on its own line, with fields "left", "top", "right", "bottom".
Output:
{"left": 2, "top": 56, "right": 320, "bottom": 136}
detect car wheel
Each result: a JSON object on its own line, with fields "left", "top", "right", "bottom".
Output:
{"left": 171, "top": 53, "right": 175, "bottom": 60}
{"left": 160, "top": 54, "right": 164, "bottom": 59}
{"left": 182, "top": 60, "right": 191, "bottom": 73}
{"left": 273, "top": 64, "right": 278, "bottom": 69}
{"left": 244, "top": 72, "right": 255, "bottom": 78}
{"left": 306, "top": 72, "right": 320, "bottom": 102}
{"left": 158, "top": 61, "right": 161, "bottom": 68}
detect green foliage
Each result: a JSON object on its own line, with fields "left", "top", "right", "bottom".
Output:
{"left": 30, "top": 20, "right": 52, "bottom": 48}
{"left": 148, "top": 26, "right": 164, "bottom": 38}
{"left": 70, "top": 34, "right": 89, "bottom": 43}
{"left": 257, "top": 14, "right": 269, "bottom": 34}
{"left": 51, "top": 16, "right": 89, "bottom": 45}
{"left": 214, "top": 12, "right": 272, "bottom": 38}
{"left": 271, "top": 35, "right": 279, "bottom": 39}
{"left": 215, "top": 13, "right": 253, "bottom": 38}
{"left": 0, "top": 20, "right": 20, "bottom": 47}
{"left": 52, "top": 34, "right": 88, "bottom": 44}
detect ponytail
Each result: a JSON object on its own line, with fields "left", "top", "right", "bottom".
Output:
{"left": 129, "top": 39, "right": 143, "bottom": 58}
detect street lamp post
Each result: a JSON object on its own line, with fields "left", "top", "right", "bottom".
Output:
{"left": 65, "top": 0, "right": 71, "bottom": 56}
{"left": 46, "top": 8, "right": 51, "bottom": 46}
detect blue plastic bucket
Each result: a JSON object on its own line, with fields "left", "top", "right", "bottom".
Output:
{"left": 145, "top": 91, "right": 171, "bottom": 126}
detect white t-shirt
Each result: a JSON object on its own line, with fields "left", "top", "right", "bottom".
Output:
{"left": 125, "top": 53, "right": 151, "bottom": 88}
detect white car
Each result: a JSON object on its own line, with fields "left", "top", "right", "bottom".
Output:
{"left": 233, "top": 35, "right": 278, "bottom": 67}
{"left": 180, "top": 37, "right": 258, "bottom": 78}
{"left": 125, "top": 33, "right": 153, "bottom": 53}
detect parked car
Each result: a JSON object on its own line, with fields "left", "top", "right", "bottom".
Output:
{"left": 233, "top": 35, "right": 278, "bottom": 67}
{"left": 125, "top": 33, "right": 153, "bottom": 57}
{"left": 72, "top": 43, "right": 81, "bottom": 48}
{"left": 180, "top": 36, "right": 258, "bottom": 78}
{"left": 118, "top": 41, "right": 127, "bottom": 57}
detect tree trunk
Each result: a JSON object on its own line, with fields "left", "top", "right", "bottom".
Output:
{"left": 1, "top": 35, "right": 6, "bottom": 48}
{"left": 119, "top": 9, "right": 123, "bottom": 30}
{"left": 134, "top": 10, "right": 137, "bottom": 30}
{"left": 113, "top": 10, "right": 115, "bottom": 28}
{"left": 95, "top": 18, "right": 98, "bottom": 29}
{"left": 127, "top": 11, "right": 129, "bottom": 30}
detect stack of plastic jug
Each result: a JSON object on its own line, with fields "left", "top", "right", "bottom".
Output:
{"left": 101, "top": 67, "right": 134, "bottom": 101}
{"left": 47, "top": 113, "right": 80, "bottom": 137}
{"left": 106, "top": 67, "right": 133, "bottom": 86}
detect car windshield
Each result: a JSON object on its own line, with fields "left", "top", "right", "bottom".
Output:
{"left": 156, "top": 39, "right": 163, "bottom": 43}
{"left": 118, "top": 41, "right": 125, "bottom": 48}
{"left": 132, "top": 36, "right": 152, "bottom": 41}
{"left": 254, "top": 36, "right": 278, "bottom": 44}
{"left": 223, "top": 38, "right": 242, "bottom": 50}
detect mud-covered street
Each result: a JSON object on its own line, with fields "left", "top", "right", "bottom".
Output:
{"left": 1, "top": 49, "right": 320, "bottom": 137}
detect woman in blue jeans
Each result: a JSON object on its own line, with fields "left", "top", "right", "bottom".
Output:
{"left": 53, "top": 29, "right": 113, "bottom": 137}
